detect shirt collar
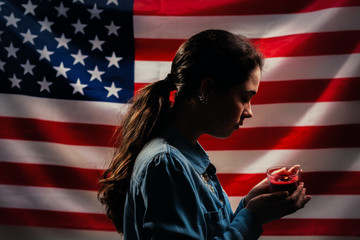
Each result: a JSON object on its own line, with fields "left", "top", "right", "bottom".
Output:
{"left": 158, "top": 124, "right": 210, "bottom": 175}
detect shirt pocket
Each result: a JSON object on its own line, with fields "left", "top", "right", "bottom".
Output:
{"left": 204, "top": 205, "right": 229, "bottom": 239}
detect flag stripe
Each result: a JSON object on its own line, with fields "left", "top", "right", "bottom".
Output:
{"left": 134, "top": 0, "right": 360, "bottom": 16}
{"left": 136, "top": 78, "right": 360, "bottom": 104}
{"left": 0, "top": 207, "right": 359, "bottom": 235}
{"left": 135, "top": 31, "right": 360, "bottom": 61}
{"left": 2, "top": 95, "right": 360, "bottom": 127}
{"left": 134, "top": 54, "right": 360, "bottom": 83}
{"left": 133, "top": 7, "right": 360, "bottom": 39}
{"left": 1, "top": 116, "right": 358, "bottom": 149}
{"left": 1, "top": 162, "right": 359, "bottom": 196}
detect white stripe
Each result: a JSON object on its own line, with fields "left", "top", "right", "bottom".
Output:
{"left": 0, "top": 93, "right": 128, "bottom": 125}
{"left": 1, "top": 139, "right": 359, "bottom": 173}
{"left": 1, "top": 184, "right": 359, "bottom": 219}
{"left": 2, "top": 98, "right": 359, "bottom": 128}
{"left": 209, "top": 148, "right": 360, "bottom": 173}
{"left": 134, "top": 54, "right": 360, "bottom": 83}
{"left": 0, "top": 185, "right": 103, "bottom": 214}
{"left": 134, "top": 7, "right": 360, "bottom": 39}
{"left": 228, "top": 195, "right": 360, "bottom": 219}
{"left": 0, "top": 226, "right": 118, "bottom": 240}
{"left": 0, "top": 139, "right": 112, "bottom": 169}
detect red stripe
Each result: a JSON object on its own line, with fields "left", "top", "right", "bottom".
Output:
{"left": 0, "top": 208, "right": 359, "bottom": 235}
{"left": 135, "top": 31, "right": 360, "bottom": 61}
{"left": 0, "top": 208, "right": 115, "bottom": 231}
{"left": 135, "top": 78, "right": 360, "bottom": 104}
{"left": 263, "top": 219, "right": 360, "bottom": 236}
{"left": 199, "top": 125, "right": 360, "bottom": 150}
{"left": 252, "top": 78, "right": 360, "bottom": 104}
{"left": 0, "top": 162, "right": 100, "bottom": 191}
{"left": 0, "top": 116, "right": 115, "bottom": 146}
{"left": 0, "top": 117, "right": 358, "bottom": 149}
{"left": 134, "top": 0, "right": 360, "bottom": 16}
{"left": 1, "top": 162, "right": 360, "bottom": 195}
{"left": 218, "top": 172, "right": 360, "bottom": 196}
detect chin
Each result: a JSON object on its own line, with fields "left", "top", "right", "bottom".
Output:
{"left": 210, "top": 129, "right": 235, "bottom": 139}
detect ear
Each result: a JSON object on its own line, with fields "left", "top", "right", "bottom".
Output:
{"left": 199, "top": 77, "right": 215, "bottom": 100}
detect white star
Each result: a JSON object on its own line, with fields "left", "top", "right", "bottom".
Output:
{"left": 107, "top": 0, "right": 118, "bottom": 5}
{"left": 0, "top": 59, "right": 5, "bottom": 71}
{"left": 71, "top": 49, "right": 88, "bottom": 65}
{"left": 22, "top": 0, "right": 37, "bottom": 15}
{"left": 55, "top": 33, "right": 71, "bottom": 49}
{"left": 5, "top": 43, "right": 19, "bottom": 58}
{"left": 70, "top": 78, "right": 87, "bottom": 95}
{"left": 37, "top": 45, "right": 54, "bottom": 61}
{"left": 37, "top": 77, "right": 52, "bottom": 92}
{"left": 104, "top": 82, "right": 122, "bottom": 98}
{"left": 72, "top": 19, "right": 86, "bottom": 34}
{"left": 4, "top": 13, "right": 21, "bottom": 28}
{"left": 73, "top": 0, "right": 84, "bottom": 3}
{"left": 54, "top": 62, "right": 71, "bottom": 78}
{"left": 9, "top": 74, "right": 22, "bottom": 89}
{"left": 87, "top": 66, "right": 105, "bottom": 82}
{"left": 21, "top": 29, "right": 37, "bottom": 44}
{"left": 106, "top": 52, "right": 122, "bottom": 68}
{"left": 89, "top": 36, "right": 104, "bottom": 51}
{"left": 55, "top": 2, "right": 70, "bottom": 17}
{"left": 105, "top": 21, "right": 121, "bottom": 36}
{"left": 38, "top": 17, "right": 54, "bottom": 32}
{"left": 88, "top": 4, "right": 102, "bottom": 19}
{"left": 21, "top": 60, "right": 35, "bottom": 75}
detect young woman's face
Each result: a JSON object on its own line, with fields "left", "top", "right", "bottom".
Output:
{"left": 205, "top": 67, "right": 261, "bottom": 139}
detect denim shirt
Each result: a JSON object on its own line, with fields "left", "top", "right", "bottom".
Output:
{"left": 123, "top": 125, "right": 262, "bottom": 239}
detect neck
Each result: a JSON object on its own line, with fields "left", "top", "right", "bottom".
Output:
{"left": 169, "top": 100, "right": 204, "bottom": 144}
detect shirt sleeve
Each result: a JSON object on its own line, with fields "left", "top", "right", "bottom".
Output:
{"left": 139, "top": 153, "right": 262, "bottom": 240}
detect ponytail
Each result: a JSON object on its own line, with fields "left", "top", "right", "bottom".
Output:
{"left": 98, "top": 76, "right": 176, "bottom": 233}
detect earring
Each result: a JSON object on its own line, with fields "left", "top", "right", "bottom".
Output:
{"left": 198, "top": 92, "right": 207, "bottom": 104}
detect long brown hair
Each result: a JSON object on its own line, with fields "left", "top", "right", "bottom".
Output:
{"left": 98, "top": 29, "right": 264, "bottom": 233}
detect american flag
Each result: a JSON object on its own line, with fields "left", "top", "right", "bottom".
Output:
{"left": 0, "top": 0, "right": 359, "bottom": 239}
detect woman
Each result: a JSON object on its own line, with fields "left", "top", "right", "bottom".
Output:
{"left": 98, "top": 29, "right": 311, "bottom": 239}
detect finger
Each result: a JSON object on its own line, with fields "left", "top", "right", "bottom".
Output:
{"left": 290, "top": 183, "right": 304, "bottom": 200}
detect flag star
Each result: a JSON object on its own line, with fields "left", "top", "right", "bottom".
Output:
{"left": 55, "top": 2, "right": 70, "bottom": 17}
{"left": 106, "top": 52, "right": 122, "bottom": 68}
{"left": 70, "top": 78, "right": 87, "bottom": 95}
{"left": 73, "top": 0, "right": 84, "bottom": 3}
{"left": 104, "top": 82, "right": 122, "bottom": 98}
{"left": 4, "top": 13, "right": 21, "bottom": 28}
{"left": 71, "top": 49, "right": 88, "bottom": 65}
{"left": 9, "top": 74, "right": 22, "bottom": 89}
{"left": 107, "top": 0, "right": 118, "bottom": 5}
{"left": 38, "top": 17, "right": 54, "bottom": 32}
{"left": 54, "top": 62, "right": 71, "bottom": 78}
{"left": 72, "top": 19, "right": 86, "bottom": 34}
{"left": 0, "top": 59, "right": 5, "bottom": 71}
{"left": 89, "top": 36, "right": 105, "bottom": 51}
{"left": 22, "top": 0, "right": 37, "bottom": 15}
{"left": 21, "top": 29, "right": 37, "bottom": 44}
{"left": 5, "top": 43, "right": 19, "bottom": 58}
{"left": 87, "top": 66, "right": 105, "bottom": 82}
{"left": 88, "top": 4, "right": 103, "bottom": 19}
{"left": 105, "top": 21, "right": 121, "bottom": 36}
{"left": 55, "top": 33, "right": 71, "bottom": 49}
{"left": 21, "top": 60, "right": 35, "bottom": 75}
{"left": 37, "top": 77, "right": 52, "bottom": 92}
{"left": 37, "top": 45, "right": 54, "bottom": 61}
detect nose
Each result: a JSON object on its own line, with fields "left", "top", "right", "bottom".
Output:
{"left": 243, "top": 101, "right": 253, "bottom": 118}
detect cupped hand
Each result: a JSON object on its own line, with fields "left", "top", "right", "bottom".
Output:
{"left": 245, "top": 182, "right": 311, "bottom": 224}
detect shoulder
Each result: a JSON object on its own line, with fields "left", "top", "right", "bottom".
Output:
{"left": 131, "top": 138, "right": 192, "bottom": 182}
